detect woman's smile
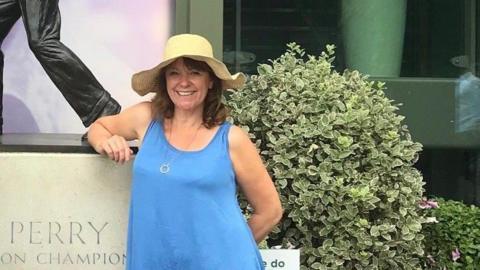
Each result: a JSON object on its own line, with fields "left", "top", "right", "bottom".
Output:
{"left": 175, "top": 90, "right": 197, "bottom": 96}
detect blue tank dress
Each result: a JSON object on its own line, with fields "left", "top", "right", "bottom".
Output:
{"left": 126, "top": 120, "right": 264, "bottom": 270}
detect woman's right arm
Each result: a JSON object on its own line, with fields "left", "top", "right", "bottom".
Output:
{"left": 88, "top": 101, "right": 153, "bottom": 163}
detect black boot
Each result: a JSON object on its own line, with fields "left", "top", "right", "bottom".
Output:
{"left": 96, "top": 97, "right": 121, "bottom": 119}
{"left": 81, "top": 98, "right": 121, "bottom": 141}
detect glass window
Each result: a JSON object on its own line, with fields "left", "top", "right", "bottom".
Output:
{"left": 224, "top": 0, "right": 476, "bottom": 78}
{"left": 224, "top": 0, "right": 480, "bottom": 205}
{"left": 223, "top": 0, "right": 341, "bottom": 74}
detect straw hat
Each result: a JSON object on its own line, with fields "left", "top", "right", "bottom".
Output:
{"left": 131, "top": 34, "right": 246, "bottom": 96}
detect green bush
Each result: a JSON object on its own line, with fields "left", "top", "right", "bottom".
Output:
{"left": 228, "top": 44, "right": 425, "bottom": 269}
{"left": 423, "top": 198, "right": 480, "bottom": 269}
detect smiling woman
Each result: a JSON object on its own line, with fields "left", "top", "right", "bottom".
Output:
{"left": 87, "top": 34, "right": 283, "bottom": 270}
{"left": 151, "top": 57, "right": 223, "bottom": 128}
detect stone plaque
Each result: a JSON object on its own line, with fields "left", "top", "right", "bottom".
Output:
{"left": 0, "top": 153, "right": 132, "bottom": 270}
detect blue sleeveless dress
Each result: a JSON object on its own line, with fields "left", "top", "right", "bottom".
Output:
{"left": 126, "top": 120, "right": 264, "bottom": 270}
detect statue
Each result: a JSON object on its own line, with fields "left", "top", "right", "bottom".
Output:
{"left": 0, "top": 0, "right": 121, "bottom": 135}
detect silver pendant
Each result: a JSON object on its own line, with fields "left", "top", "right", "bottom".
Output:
{"left": 159, "top": 163, "right": 170, "bottom": 174}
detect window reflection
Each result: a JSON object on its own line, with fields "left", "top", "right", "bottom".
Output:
{"left": 224, "top": 0, "right": 480, "bottom": 205}
{"left": 224, "top": 0, "right": 476, "bottom": 78}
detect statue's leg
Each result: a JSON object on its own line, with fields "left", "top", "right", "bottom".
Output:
{"left": 18, "top": 0, "right": 121, "bottom": 128}
{"left": 0, "top": 0, "right": 21, "bottom": 134}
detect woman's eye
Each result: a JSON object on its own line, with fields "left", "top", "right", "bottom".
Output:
{"left": 190, "top": 70, "right": 201, "bottom": 75}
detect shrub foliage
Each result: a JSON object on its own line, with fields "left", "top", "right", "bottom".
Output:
{"left": 229, "top": 44, "right": 425, "bottom": 269}
{"left": 423, "top": 198, "right": 480, "bottom": 269}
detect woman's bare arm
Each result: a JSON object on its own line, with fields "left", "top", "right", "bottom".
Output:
{"left": 229, "top": 125, "right": 283, "bottom": 242}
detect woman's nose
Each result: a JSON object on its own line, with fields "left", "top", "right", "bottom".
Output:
{"left": 179, "top": 74, "right": 191, "bottom": 86}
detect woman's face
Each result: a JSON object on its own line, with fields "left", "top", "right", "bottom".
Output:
{"left": 164, "top": 58, "right": 213, "bottom": 113}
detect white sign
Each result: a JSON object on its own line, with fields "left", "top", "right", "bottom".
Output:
{"left": 260, "top": 249, "right": 300, "bottom": 270}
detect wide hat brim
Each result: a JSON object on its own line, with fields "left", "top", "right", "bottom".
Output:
{"left": 131, "top": 34, "right": 246, "bottom": 96}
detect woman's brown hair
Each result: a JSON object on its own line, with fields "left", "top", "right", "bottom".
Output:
{"left": 151, "top": 57, "right": 227, "bottom": 128}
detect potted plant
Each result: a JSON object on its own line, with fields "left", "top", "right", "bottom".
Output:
{"left": 341, "top": 0, "right": 407, "bottom": 77}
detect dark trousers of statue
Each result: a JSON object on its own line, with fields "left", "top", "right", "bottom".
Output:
{"left": 0, "top": 0, "right": 121, "bottom": 134}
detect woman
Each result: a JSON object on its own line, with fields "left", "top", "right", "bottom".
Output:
{"left": 88, "top": 34, "right": 283, "bottom": 270}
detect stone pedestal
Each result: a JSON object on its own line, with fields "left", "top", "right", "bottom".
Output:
{"left": 0, "top": 134, "right": 133, "bottom": 269}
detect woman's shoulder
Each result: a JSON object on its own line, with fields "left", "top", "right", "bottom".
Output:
{"left": 227, "top": 124, "right": 252, "bottom": 149}
{"left": 123, "top": 101, "right": 153, "bottom": 120}
{"left": 119, "top": 101, "right": 154, "bottom": 138}
{"left": 130, "top": 101, "right": 153, "bottom": 112}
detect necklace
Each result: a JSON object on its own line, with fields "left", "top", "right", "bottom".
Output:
{"left": 160, "top": 119, "right": 202, "bottom": 174}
